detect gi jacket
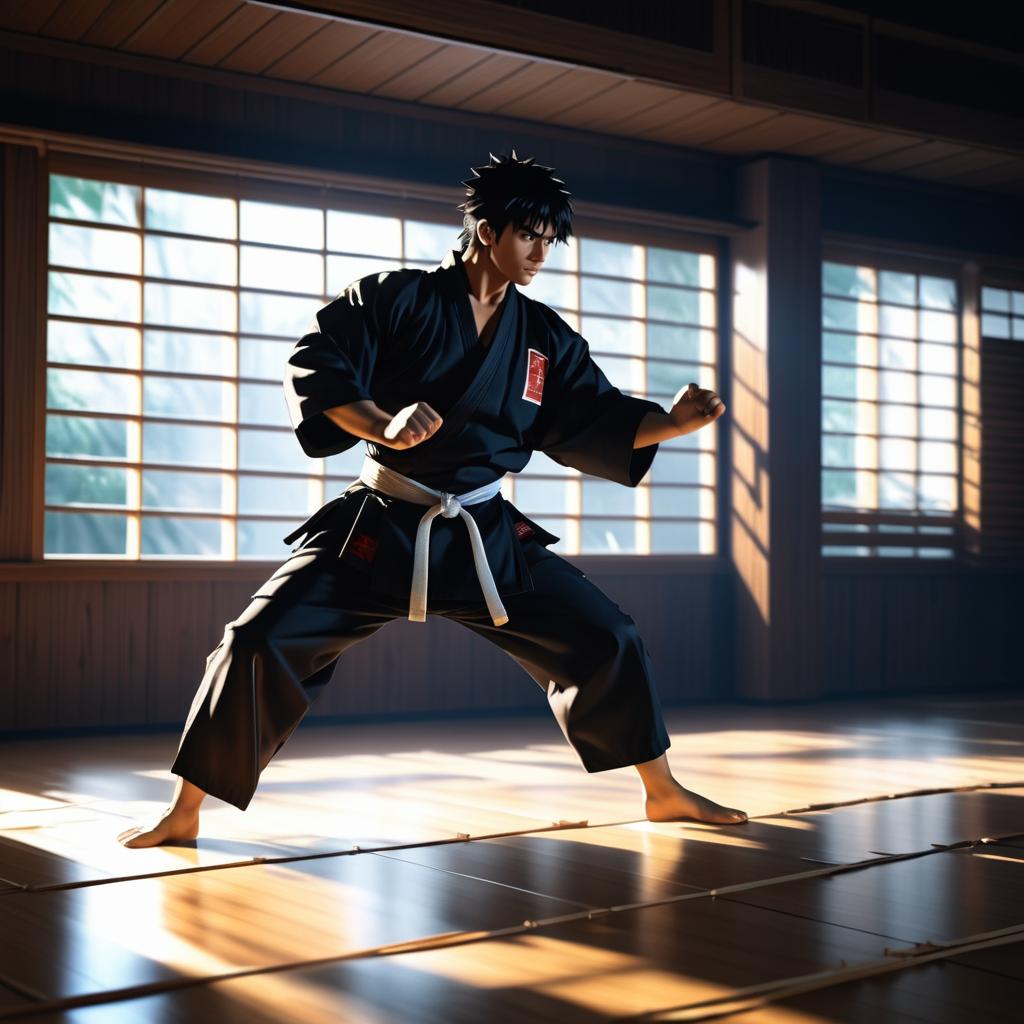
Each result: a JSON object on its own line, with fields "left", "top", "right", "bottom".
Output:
{"left": 281, "top": 249, "right": 665, "bottom": 606}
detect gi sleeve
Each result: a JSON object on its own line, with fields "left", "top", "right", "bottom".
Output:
{"left": 535, "top": 322, "right": 665, "bottom": 487}
{"left": 283, "top": 271, "right": 414, "bottom": 458}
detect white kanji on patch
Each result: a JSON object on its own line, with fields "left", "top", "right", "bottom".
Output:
{"left": 522, "top": 348, "right": 548, "bottom": 405}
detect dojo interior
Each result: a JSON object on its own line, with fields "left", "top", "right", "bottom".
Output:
{"left": 1, "top": 2, "right": 1023, "bottom": 1021}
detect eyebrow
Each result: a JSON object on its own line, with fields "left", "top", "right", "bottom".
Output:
{"left": 522, "top": 228, "right": 558, "bottom": 240}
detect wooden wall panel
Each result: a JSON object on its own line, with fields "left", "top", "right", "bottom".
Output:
{"left": 4, "top": 561, "right": 1021, "bottom": 734}
{"left": 0, "top": 584, "right": 15, "bottom": 727}
{"left": 47, "top": 581, "right": 104, "bottom": 727}
{"left": 0, "top": 569, "right": 732, "bottom": 733}
{"left": 145, "top": 581, "right": 249, "bottom": 724}
{"left": 12, "top": 584, "right": 54, "bottom": 729}
{"left": 146, "top": 582, "right": 210, "bottom": 723}
{"left": 821, "top": 567, "right": 1023, "bottom": 696}
{"left": 100, "top": 581, "right": 149, "bottom": 725}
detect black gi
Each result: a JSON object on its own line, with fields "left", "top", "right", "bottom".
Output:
{"left": 170, "top": 249, "right": 673, "bottom": 810}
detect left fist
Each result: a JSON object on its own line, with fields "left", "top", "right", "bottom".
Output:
{"left": 672, "top": 381, "right": 726, "bottom": 424}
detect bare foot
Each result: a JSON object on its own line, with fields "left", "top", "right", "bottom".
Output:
{"left": 117, "top": 808, "right": 200, "bottom": 848}
{"left": 645, "top": 783, "right": 748, "bottom": 825}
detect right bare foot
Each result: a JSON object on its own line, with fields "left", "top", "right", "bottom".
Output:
{"left": 117, "top": 808, "right": 200, "bottom": 848}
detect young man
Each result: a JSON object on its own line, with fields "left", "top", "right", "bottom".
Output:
{"left": 118, "top": 151, "right": 745, "bottom": 849}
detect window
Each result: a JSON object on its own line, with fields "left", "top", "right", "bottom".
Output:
{"left": 980, "top": 285, "right": 1024, "bottom": 341}
{"left": 44, "top": 171, "right": 717, "bottom": 560}
{"left": 514, "top": 238, "right": 718, "bottom": 555}
{"left": 820, "top": 259, "right": 959, "bottom": 558}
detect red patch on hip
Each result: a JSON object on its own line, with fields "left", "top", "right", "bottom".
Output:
{"left": 348, "top": 533, "right": 378, "bottom": 562}
{"left": 523, "top": 348, "right": 548, "bottom": 405}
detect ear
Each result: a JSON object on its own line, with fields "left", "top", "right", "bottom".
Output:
{"left": 475, "top": 219, "right": 494, "bottom": 247}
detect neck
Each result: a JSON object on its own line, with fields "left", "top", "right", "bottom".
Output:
{"left": 460, "top": 246, "right": 510, "bottom": 306}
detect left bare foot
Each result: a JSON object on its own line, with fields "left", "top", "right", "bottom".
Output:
{"left": 645, "top": 783, "right": 748, "bottom": 825}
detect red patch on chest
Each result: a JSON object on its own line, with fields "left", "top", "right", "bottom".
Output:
{"left": 348, "top": 533, "right": 378, "bottom": 562}
{"left": 513, "top": 520, "right": 534, "bottom": 540}
{"left": 523, "top": 348, "right": 548, "bottom": 405}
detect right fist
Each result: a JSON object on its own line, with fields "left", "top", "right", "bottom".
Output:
{"left": 381, "top": 401, "right": 443, "bottom": 449}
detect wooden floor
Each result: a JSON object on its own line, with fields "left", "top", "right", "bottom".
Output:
{"left": 0, "top": 695, "right": 1022, "bottom": 1022}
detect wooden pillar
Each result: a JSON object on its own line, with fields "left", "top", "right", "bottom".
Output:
{"left": 729, "top": 156, "right": 822, "bottom": 700}
{"left": 0, "top": 142, "right": 47, "bottom": 561}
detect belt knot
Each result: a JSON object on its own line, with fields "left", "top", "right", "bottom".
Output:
{"left": 356, "top": 456, "right": 509, "bottom": 627}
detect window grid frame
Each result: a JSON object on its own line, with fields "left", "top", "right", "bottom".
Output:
{"left": 42, "top": 161, "right": 722, "bottom": 562}
{"left": 979, "top": 279, "right": 1024, "bottom": 343}
{"left": 820, "top": 245, "right": 965, "bottom": 560}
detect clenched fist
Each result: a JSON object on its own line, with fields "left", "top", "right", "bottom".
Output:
{"left": 382, "top": 401, "right": 444, "bottom": 449}
{"left": 670, "top": 381, "right": 725, "bottom": 429}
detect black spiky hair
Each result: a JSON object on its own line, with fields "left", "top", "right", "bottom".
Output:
{"left": 457, "top": 149, "right": 574, "bottom": 253}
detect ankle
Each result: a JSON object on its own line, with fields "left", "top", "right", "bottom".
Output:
{"left": 170, "top": 778, "right": 206, "bottom": 812}
{"left": 643, "top": 780, "right": 682, "bottom": 800}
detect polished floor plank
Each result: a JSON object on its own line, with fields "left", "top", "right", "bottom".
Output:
{"left": 15, "top": 891, "right": 906, "bottom": 1023}
{"left": 0, "top": 809, "right": 313, "bottom": 890}
{"left": 712, "top": 959, "right": 1024, "bottom": 1024}
{"left": 763, "top": 787, "right": 1024, "bottom": 860}
{"left": 18, "top": 958, "right": 1024, "bottom": 1024}
{"left": 725, "top": 845, "right": 1024, "bottom": 944}
{"left": 0, "top": 846, "right": 571, "bottom": 1002}
{"left": 950, "top": 942, "right": 1024, "bottom": 982}
{"left": 374, "top": 786, "right": 1024, "bottom": 908}
{"left": 0, "top": 795, "right": 573, "bottom": 891}
{"left": 376, "top": 821, "right": 844, "bottom": 908}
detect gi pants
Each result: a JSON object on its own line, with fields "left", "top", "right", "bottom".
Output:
{"left": 170, "top": 531, "right": 672, "bottom": 811}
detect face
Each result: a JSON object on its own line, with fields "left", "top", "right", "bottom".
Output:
{"left": 476, "top": 219, "right": 556, "bottom": 286}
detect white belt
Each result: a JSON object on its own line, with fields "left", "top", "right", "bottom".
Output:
{"left": 358, "top": 456, "right": 509, "bottom": 627}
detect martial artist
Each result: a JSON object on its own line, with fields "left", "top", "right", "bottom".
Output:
{"left": 119, "top": 151, "right": 746, "bottom": 848}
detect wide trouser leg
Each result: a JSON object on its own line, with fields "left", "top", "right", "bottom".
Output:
{"left": 445, "top": 550, "right": 672, "bottom": 772}
{"left": 170, "top": 541, "right": 402, "bottom": 810}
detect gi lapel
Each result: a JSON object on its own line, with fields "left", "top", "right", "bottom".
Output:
{"left": 428, "top": 249, "right": 517, "bottom": 445}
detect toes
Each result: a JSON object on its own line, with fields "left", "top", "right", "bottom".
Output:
{"left": 119, "top": 824, "right": 162, "bottom": 847}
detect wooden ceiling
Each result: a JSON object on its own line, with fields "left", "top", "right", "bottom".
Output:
{"left": 2, "top": 0, "right": 1022, "bottom": 196}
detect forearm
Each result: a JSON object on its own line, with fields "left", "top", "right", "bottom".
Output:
{"left": 324, "top": 399, "right": 391, "bottom": 444}
{"left": 633, "top": 407, "right": 703, "bottom": 448}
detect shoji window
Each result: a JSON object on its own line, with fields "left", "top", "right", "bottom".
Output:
{"left": 980, "top": 285, "right": 1024, "bottom": 341}
{"left": 44, "top": 171, "right": 717, "bottom": 560}
{"left": 515, "top": 238, "right": 718, "bottom": 555}
{"left": 820, "top": 258, "right": 960, "bottom": 558}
